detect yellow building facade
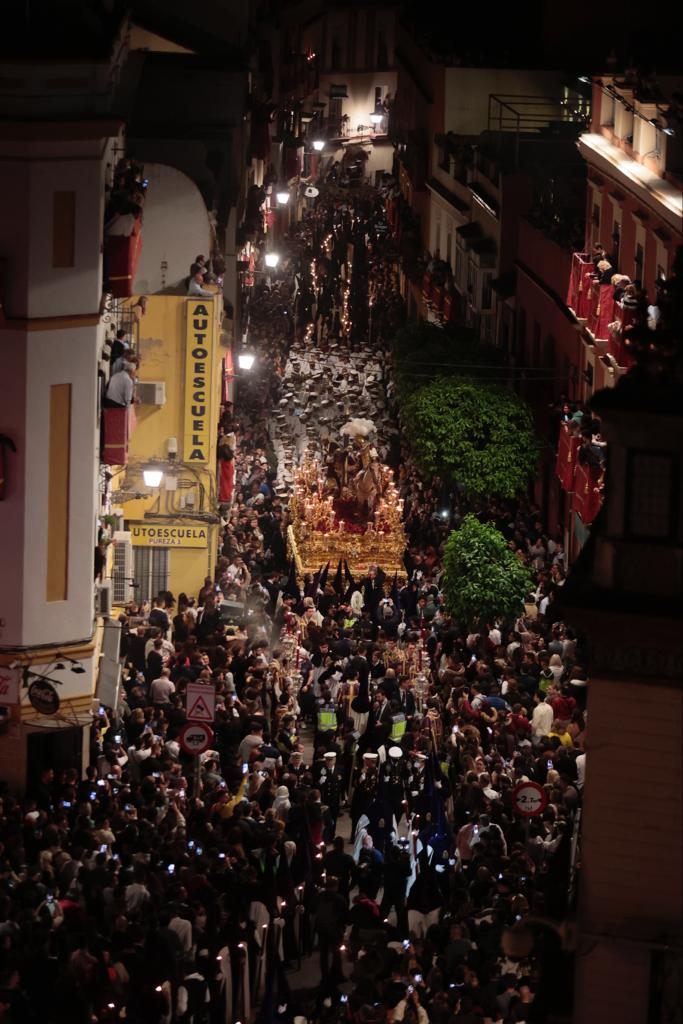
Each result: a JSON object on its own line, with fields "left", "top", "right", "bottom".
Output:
{"left": 112, "top": 293, "right": 224, "bottom": 604}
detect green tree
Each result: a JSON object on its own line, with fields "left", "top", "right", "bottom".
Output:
{"left": 390, "top": 321, "right": 503, "bottom": 400}
{"left": 403, "top": 375, "right": 536, "bottom": 498}
{"left": 442, "top": 515, "right": 534, "bottom": 627}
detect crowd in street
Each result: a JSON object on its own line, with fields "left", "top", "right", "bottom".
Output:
{"left": 0, "top": 181, "right": 585, "bottom": 1024}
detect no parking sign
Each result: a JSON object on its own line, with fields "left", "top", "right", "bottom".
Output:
{"left": 179, "top": 722, "right": 214, "bottom": 756}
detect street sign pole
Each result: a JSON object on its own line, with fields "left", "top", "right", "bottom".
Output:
{"left": 194, "top": 755, "right": 201, "bottom": 800}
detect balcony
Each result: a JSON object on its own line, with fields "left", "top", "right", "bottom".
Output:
{"left": 566, "top": 252, "right": 595, "bottom": 320}
{"left": 555, "top": 422, "right": 605, "bottom": 525}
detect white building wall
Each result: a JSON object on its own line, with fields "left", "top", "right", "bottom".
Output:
{"left": 26, "top": 148, "right": 105, "bottom": 318}
{"left": 20, "top": 325, "right": 101, "bottom": 647}
{"left": 133, "top": 163, "right": 212, "bottom": 294}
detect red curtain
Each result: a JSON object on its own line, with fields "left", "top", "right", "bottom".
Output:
{"left": 219, "top": 458, "right": 235, "bottom": 503}
{"left": 555, "top": 424, "right": 581, "bottom": 492}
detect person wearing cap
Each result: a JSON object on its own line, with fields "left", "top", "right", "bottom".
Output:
{"left": 350, "top": 752, "right": 380, "bottom": 840}
{"left": 316, "top": 751, "right": 344, "bottom": 839}
{"left": 406, "top": 752, "right": 429, "bottom": 816}
{"left": 384, "top": 745, "right": 409, "bottom": 821}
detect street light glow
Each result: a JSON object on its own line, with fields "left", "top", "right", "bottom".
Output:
{"left": 143, "top": 468, "right": 164, "bottom": 488}
{"left": 312, "top": 139, "right": 325, "bottom": 152}
{"left": 276, "top": 189, "right": 290, "bottom": 205}
{"left": 238, "top": 351, "right": 256, "bottom": 371}
{"left": 265, "top": 252, "right": 280, "bottom": 268}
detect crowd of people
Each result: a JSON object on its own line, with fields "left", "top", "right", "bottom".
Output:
{"left": 0, "top": 179, "right": 586, "bottom": 1024}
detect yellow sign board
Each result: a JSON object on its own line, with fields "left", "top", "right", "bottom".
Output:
{"left": 130, "top": 523, "right": 209, "bottom": 548}
{"left": 184, "top": 300, "right": 214, "bottom": 464}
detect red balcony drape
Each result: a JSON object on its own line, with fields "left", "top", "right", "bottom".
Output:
{"left": 571, "top": 461, "right": 604, "bottom": 525}
{"left": 102, "top": 406, "right": 135, "bottom": 466}
{"left": 555, "top": 423, "right": 581, "bottom": 491}
{"left": 566, "top": 253, "right": 595, "bottom": 319}
{"left": 587, "top": 282, "right": 614, "bottom": 341}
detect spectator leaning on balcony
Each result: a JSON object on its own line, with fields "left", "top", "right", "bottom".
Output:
{"left": 104, "top": 361, "right": 136, "bottom": 408}
{"left": 187, "top": 270, "right": 213, "bottom": 298}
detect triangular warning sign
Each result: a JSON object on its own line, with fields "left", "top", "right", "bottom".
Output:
{"left": 187, "top": 695, "right": 213, "bottom": 721}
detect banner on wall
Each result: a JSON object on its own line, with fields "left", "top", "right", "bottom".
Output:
{"left": 184, "top": 301, "right": 214, "bottom": 464}
{"left": 129, "top": 523, "right": 209, "bottom": 548}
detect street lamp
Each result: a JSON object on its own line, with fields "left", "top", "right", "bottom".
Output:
{"left": 312, "top": 138, "right": 325, "bottom": 152}
{"left": 264, "top": 252, "right": 280, "bottom": 269}
{"left": 143, "top": 466, "right": 164, "bottom": 488}
{"left": 369, "top": 102, "right": 384, "bottom": 128}
{"left": 275, "top": 186, "right": 290, "bottom": 205}
{"left": 238, "top": 350, "right": 256, "bottom": 371}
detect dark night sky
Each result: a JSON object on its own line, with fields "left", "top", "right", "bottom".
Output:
{"left": 2, "top": 0, "right": 683, "bottom": 72}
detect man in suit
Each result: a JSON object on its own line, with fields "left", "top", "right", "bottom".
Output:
{"left": 398, "top": 677, "right": 416, "bottom": 718}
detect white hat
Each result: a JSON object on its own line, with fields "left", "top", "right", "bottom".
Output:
{"left": 388, "top": 746, "right": 403, "bottom": 759}
{"left": 363, "top": 752, "right": 379, "bottom": 760}
{"left": 324, "top": 751, "right": 337, "bottom": 760}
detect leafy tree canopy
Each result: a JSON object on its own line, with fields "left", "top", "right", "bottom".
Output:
{"left": 442, "top": 515, "right": 534, "bottom": 627}
{"left": 403, "top": 375, "right": 536, "bottom": 499}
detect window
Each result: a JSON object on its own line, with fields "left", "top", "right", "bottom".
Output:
{"left": 467, "top": 260, "right": 476, "bottom": 298}
{"left": 133, "top": 547, "right": 169, "bottom": 604}
{"left": 52, "top": 191, "right": 76, "bottom": 267}
{"left": 515, "top": 307, "right": 527, "bottom": 361}
{"left": 532, "top": 321, "right": 541, "bottom": 366}
{"left": 331, "top": 36, "right": 343, "bottom": 69}
{"left": 377, "top": 29, "right": 388, "bottom": 70}
{"left": 634, "top": 242, "right": 644, "bottom": 281}
{"left": 455, "top": 246, "right": 464, "bottom": 289}
{"left": 592, "top": 202, "right": 601, "bottom": 229}
{"left": 481, "top": 273, "right": 492, "bottom": 310}
{"left": 446, "top": 232, "right": 452, "bottom": 270}
{"left": 627, "top": 451, "right": 677, "bottom": 540}
{"left": 328, "top": 95, "right": 343, "bottom": 136}
{"left": 612, "top": 217, "right": 621, "bottom": 266}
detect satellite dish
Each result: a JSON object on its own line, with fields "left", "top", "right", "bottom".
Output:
{"left": 304, "top": 186, "right": 319, "bottom": 198}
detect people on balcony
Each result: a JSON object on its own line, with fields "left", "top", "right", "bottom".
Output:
{"left": 104, "top": 361, "right": 137, "bottom": 408}
{"left": 187, "top": 270, "right": 214, "bottom": 298}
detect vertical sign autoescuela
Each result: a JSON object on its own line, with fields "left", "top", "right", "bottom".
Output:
{"left": 183, "top": 300, "right": 214, "bottom": 463}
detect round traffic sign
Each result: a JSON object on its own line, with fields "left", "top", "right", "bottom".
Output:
{"left": 179, "top": 722, "right": 214, "bottom": 756}
{"left": 512, "top": 781, "right": 548, "bottom": 818}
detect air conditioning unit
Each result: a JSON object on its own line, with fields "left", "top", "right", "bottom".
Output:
{"left": 136, "top": 380, "right": 166, "bottom": 406}
{"left": 96, "top": 580, "right": 113, "bottom": 617}
{"left": 112, "top": 530, "right": 134, "bottom": 604}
